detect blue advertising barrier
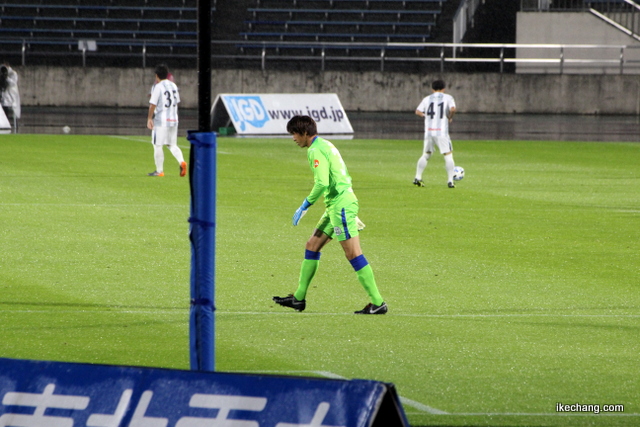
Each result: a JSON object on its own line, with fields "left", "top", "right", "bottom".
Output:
{"left": 0, "top": 358, "right": 409, "bottom": 426}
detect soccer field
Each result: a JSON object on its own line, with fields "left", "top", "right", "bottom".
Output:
{"left": 0, "top": 133, "right": 638, "bottom": 426}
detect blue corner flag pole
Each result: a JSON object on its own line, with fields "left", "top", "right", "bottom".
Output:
{"left": 188, "top": 131, "right": 216, "bottom": 372}
{"left": 188, "top": 0, "right": 214, "bottom": 372}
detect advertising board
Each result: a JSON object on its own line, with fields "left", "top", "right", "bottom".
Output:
{"left": 211, "top": 94, "right": 353, "bottom": 135}
{"left": 0, "top": 357, "right": 408, "bottom": 426}
{"left": 0, "top": 108, "right": 10, "bottom": 132}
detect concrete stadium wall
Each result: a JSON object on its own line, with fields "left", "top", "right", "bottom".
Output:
{"left": 516, "top": 12, "right": 640, "bottom": 74}
{"left": 16, "top": 66, "right": 640, "bottom": 115}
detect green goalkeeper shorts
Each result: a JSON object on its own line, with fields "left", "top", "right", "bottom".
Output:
{"left": 315, "top": 201, "right": 360, "bottom": 242}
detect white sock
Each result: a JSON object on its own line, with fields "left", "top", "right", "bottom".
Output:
{"left": 444, "top": 153, "right": 455, "bottom": 183}
{"left": 415, "top": 153, "right": 431, "bottom": 179}
{"left": 169, "top": 145, "right": 185, "bottom": 164}
{"left": 154, "top": 145, "right": 164, "bottom": 172}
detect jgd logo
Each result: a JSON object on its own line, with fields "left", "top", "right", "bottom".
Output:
{"left": 223, "top": 96, "right": 269, "bottom": 131}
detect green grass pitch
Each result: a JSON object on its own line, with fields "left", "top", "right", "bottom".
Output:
{"left": 0, "top": 133, "right": 638, "bottom": 426}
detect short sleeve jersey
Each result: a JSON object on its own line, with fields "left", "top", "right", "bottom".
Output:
{"left": 150, "top": 79, "right": 180, "bottom": 128}
{"left": 416, "top": 92, "right": 456, "bottom": 137}
{"left": 306, "top": 137, "right": 357, "bottom": 208}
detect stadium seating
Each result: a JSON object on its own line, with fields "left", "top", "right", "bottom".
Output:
{"left": 235, "top": 0, "right": 449, "bottom": 69}
{"left": 0, "top": 0, "right": 451, "bottom": 70}
{"left": 240, "top": 0, "right": 446, "bottom": 44}
{"left": 0, "top": 1, "right": 212, "bottom": 66}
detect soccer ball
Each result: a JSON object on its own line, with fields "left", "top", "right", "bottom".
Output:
{"left": 453, "top": 166, "right": 465, "bottom": 181}
{"left": 62, "top": 126, "right": 71, "bottom": 134}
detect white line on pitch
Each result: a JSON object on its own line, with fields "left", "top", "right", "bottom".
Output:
{"left": 379, "top": 313, "right": 640, "bottom": 319}
{"left": 108, "top": 135, "right": 231, "bottom": 153}
{"left": 2, "top": 309, "right": 638, "bottom": 319}
{"left": 189, "top": 372, "right": 637, "bottom": 419}
{"left": 311, "top": 372, "right": 449, "bottom": 414}
{"left": 214, "top": 311, "right": 640, "bottom": 319}
{"left": 400, "top": 397, "right": 449, "bottom": 415}
{"left": 0, "top": 203, "right": 186, "bottom": 208}
{"left": 313, "top": 371, "right": 347, "bottom": 380}
{"left": 109, "top": 136, "right": 149, "bottom": 143}
{"left": 1, "top": 309, "right": 638, "bottom": 319}
{"left": 108, "top": 135, "right": 189, "bottom": 149}
{"left": 439, "top": 412, "right": 639, "bottom": 417}
{"left": 224, "top": 369, "right": 449, "bottom": 415}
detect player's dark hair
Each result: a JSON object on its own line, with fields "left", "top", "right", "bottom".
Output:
{"left": 155, "top": 63, "right": 169, "bottom": 80}
{"left": 287, "top": 115, "right": 317, "bottom": 136}
{"left": 432, "top": 80, "right": 446, "bottom": 91}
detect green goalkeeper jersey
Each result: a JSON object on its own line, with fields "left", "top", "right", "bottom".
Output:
{"left": 306, "top": 136, "right": 358, "bottom": 207}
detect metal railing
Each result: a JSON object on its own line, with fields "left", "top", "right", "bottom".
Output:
{"left": 3, "top": 38, "right": 640, "bottom": 74}
{"left": 1, "top": 38, "right": 197, "bottom": 68}
{"left": 226, "top": 40, "right": 640, "bottom": 73}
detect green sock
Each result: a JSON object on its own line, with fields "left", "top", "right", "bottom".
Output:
{"left": 353, "top": 263, "right": 384, "bottom": 306}
{"left": 294, "top": 250, "right": 320, "bottom": 301}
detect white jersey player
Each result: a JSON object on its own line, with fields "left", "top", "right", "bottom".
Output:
{"left": 0, "top": 63, "right": 21, "bottom": 132}
{"left": 414, "top": 80, "right": 457, "bottom": 188}
{"left": 147, "top": 64, "right": 186, "bottom": 177}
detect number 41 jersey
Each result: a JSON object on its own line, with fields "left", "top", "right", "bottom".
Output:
{"left": 416, "top": 92, "right": 456, "bottom": 137}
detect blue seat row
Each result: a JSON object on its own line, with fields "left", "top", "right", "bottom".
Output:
{"left": 0, "top": 27, "right": 197, "bottom": 39}
{"left": 246, "top": 21, "right": 435, "bottom": 36}
{"left": 242, "top": 0, "right": 446, "bottom": 56}
{"left": 0, "top": 4, "right": 200, "bottom": 13}
{"left": 247, "top": 19, "right": 436, "bottom": 28}
{"left": 1, "top": 15, "right": 197, "bottom": 25}
{"left": 2, "top": 38, "right": 196, "bottom": 48}
{"left": 240, "top": 31, "right": 431, "bottom": 42}
{"left": 248, "top": 7, "right": 441, "bottom": 19}
{"left": 0, "top": 2, "right": 211, "bottom": 65}
{"left": 257, "top": 0, "right": 445, "bottom": 6}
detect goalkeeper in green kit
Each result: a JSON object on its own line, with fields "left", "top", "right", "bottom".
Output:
{"left": 273, "top": 115, "right": 387, "bottom": 314}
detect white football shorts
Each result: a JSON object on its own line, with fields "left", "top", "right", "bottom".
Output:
{"left": 153, "top": 126, "right": 178, "bottom": 147}
{"left": 423, "top": 135, "right": 453, "bottom": 154}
